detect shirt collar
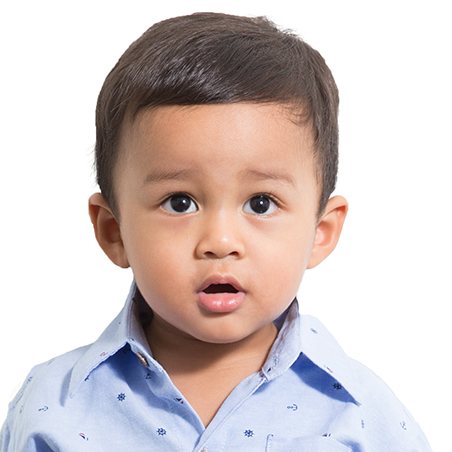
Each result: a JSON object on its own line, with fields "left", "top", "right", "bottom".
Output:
{"left": 260, "top": 300, "right": 362, "bottom": 406}
{"left": 68, "top": 282, "right": 362, "bottom": 405}
{"left": 68, "top": 283, "right": 154, "bottom": 398}
{"left": 298, "top": 312, "right": 363, "bottom": 405}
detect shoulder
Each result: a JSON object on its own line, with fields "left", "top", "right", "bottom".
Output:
{"left": 1, "top": 284, "right": 138, "bottom": 450}
{"left": 350, "top": 357, "right": 431, "bottom": 449}
{"left": 1, "top": 345, "right": 90, "bottom": 448}
{"left": 300, "top": 315, "right": 432, "bottom": 451}
{"left": 11, "top": 345, "right": 90, "bottom": 405}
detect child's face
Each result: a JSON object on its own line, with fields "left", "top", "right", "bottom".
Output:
{"left": 91, "top": 103, "right": 346, "bottom": 344}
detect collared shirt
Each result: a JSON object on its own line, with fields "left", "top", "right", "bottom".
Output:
{"left": 1, "top": 283, "right": 431, "bottom": 451}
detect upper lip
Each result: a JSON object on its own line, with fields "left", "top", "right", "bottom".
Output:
{"left": 198, "top": 275, "right": 245, "bottom": 293}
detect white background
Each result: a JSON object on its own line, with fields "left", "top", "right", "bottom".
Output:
{"left": 0, "top": 1, "right": 450, "bottom": 450}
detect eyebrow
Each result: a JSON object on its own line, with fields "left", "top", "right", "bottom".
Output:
{"left": 239, "top": 169, "right": 296, "bottom": 187}
{"left": 142, "top": 168, "right": 296, "bottom": 187}
{"left": 143, "top": 168, "right": 197, "bottom": 185}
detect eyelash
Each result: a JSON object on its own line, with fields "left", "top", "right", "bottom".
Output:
{"left": 160, "top": 192, "right": 281, "bottom": 214}
{"left": 243, "top": 193, "right": 280, "bottom": 216}
{"left": 160, "top": 192, "right": 197, "bottom": 214}
{"left": 249, "top": 192, "right": 281, "bottom": 208}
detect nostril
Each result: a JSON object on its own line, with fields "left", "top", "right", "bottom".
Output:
{"left": 196, "top": 235, "right": 244, "bottom": 260}
{"left": 204, "top": 284, "right": 238, "bottom": 294}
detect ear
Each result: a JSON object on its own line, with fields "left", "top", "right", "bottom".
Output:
{"left": 308, "top": 196, "right": 348, "bottom": 269}
{"left": 88, "top": 193, "right": 129, "bottom": 268}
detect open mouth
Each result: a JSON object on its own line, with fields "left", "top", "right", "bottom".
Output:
{"left": 203, "top": 283, "right": 239, "bottom": 294}
{"left": 197, "top": 278, "right": 245, "bottom": 313}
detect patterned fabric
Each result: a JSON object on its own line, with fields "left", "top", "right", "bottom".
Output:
{"left": 1, "top": 283, "right": 431, "bottom": 451}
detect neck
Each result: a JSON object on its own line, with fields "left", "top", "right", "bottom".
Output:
{"left": 146, "top": 316, "right": 278, "bottom": 377}
{"left": 145, "top": 316, "right": 278, "bottom": 428}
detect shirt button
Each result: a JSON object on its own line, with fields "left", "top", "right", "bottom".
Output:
{"left": 136, "top": 352, "right": 149, "bottom": 367}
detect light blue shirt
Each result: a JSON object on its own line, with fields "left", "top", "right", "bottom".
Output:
{"left": 1, "top": 283, "right": 431, "bottom": 451}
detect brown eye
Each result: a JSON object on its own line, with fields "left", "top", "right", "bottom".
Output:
{"left": 161, "top": 193, "right": 198, "bottom": 214}
{"left": 243, "top": 195, "right": 277, "bottom": 215}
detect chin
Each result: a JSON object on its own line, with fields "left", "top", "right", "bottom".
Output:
{"left": 191, "top": 325, "right": 257, "bottom": 345}
{"left": 194, "top": 333, "right": 244, "bottom": 345}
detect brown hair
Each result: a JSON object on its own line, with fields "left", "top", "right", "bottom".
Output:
{"left": 95, "top": 12, "right": 339, "bottom": 217}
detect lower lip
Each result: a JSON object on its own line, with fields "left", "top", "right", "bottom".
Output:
{"left": 197, "top": 292, "right": 245, "bottom": 313}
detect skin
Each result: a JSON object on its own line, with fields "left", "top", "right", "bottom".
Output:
{"left": 89, "top": 103, "right": 347, "bottom": 426}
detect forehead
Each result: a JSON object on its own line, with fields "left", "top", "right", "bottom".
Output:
{"left": 116, "top": 103, "right": 317, "bottom": 186}
{"left": 122, "top": 102, "right": 313, "bottom": 153}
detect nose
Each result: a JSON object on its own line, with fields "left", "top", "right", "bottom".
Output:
{"left": 194, "top": 210, "right": 245, "bottom": 260}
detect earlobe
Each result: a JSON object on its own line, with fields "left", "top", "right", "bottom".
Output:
{"left": 308, "top": 196, "right": 348, "bottom": 269}
{"left": 88, "top": 193, "right": 129, "bottom": 268}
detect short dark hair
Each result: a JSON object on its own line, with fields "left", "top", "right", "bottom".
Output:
{"left": 94, "top": 12, "right": 339, "bottom": 217}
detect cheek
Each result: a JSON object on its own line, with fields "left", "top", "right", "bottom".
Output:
{"left": 121, "top": 220, "right": 189, "bottom": 280}
{"left": 264, "top": 221, "right": 315, "bottom": 265}
{"left": 252, "top": 231, "right": 313, "bottom": 298}
{"left": 276, "top": 228, "right": 315, "bottom": 283}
